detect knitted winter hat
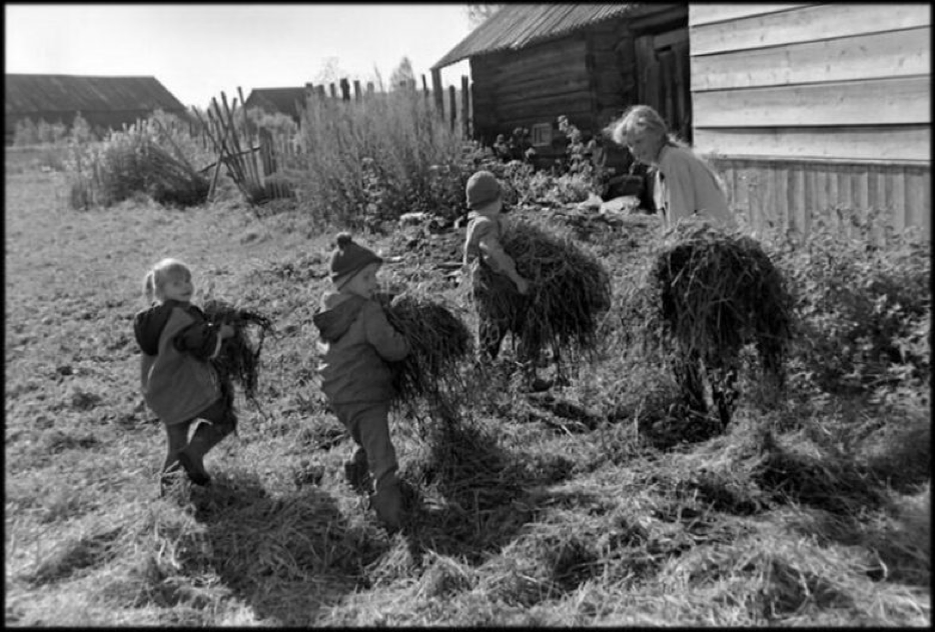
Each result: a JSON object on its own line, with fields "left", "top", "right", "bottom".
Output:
{"left": 329, "top": 232, "right": 383, "bottom": 284}
{"left": 465, "top": 170, "right": 502, "bottom": 210}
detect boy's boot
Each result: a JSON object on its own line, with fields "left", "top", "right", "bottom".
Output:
{"left": 370, "top": 472, "right": 403, "bottom": 533}
{"left": 179, "top": 418, "right": 234, "bottom": 486}
{"left": 344, "top": 447, "right": 372, "bottom": 495}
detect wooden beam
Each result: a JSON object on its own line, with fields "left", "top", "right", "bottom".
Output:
{"left": 461, "top": 75, "right": 470, "bottom": 138}
{"left": 691, "top": 4, "right": 932, "bottom": 56}
{"left": 692, "top": 27, "right": 931, "bottom": 91}
{"left": 431, "top": 69, "right": 444, "bottom": 119}
{"left": 689, "top": 4, "right": 806, "bottom": 27}
{"left": 693, "top": 76, "right": 930, "bottom": 128}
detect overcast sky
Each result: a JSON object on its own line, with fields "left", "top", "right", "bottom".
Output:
{"left": 5, "top": 3, "right": 475, "bottom": 109}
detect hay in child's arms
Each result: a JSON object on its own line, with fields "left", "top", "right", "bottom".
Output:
{"left": 478, "top": 220, "right": 613, "bottom": 360}
{"left": 382, "top": 293, "right": 472, "bottom": 405}
{"left": 201, "top": 298, "right": 274, "bottom": 404}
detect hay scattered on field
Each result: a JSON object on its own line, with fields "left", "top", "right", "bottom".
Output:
{"left": 629, "top": 222, "right": 793, "bottom": 379}
{"left": 382, "top": 293, "right": 472, "bottom": 407}
{"left": 201, "top": 299, "right": 274, "bottom": 408}
{"left": 477, "top": 220, "right": 612, "bottom": 362}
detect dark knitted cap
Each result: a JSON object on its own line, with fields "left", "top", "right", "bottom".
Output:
{"left": 329, "top": 232, "right": 383, "bottom": 284}
{"left": 465, "top": 170, "right": 502, "bottom": 210}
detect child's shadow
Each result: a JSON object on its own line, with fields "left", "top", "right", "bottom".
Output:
{"left": 192, "top": 471, "right": 385, "bottom": 626}
{"left": 398, "top": 415, "right": 575, "bottom": 568}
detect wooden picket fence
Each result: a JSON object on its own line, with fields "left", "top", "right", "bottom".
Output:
{"left": 192, "top": 73, "right": 470, "bottom": 207}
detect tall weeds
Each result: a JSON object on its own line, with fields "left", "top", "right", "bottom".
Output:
{"left": 296, "top": 90, "right": 466, "bottom": 228}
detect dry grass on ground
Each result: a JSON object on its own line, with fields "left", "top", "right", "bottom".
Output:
{"left": 4, "top": 151, "right": 930, "bottom": 626}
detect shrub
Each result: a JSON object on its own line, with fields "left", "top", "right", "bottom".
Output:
{"left": 772, "top": 210, "right": 931, "bottom": 397}
{"left": 296, "top": 90, "right": 467, "bottom": 228}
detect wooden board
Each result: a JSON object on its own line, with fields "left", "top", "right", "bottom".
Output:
{"left": 691, "top": 27, "right": 930, "bottom": 91}
{"left": 689, "top": 3, "right": 808, "bottom": 27}
{"left": 691, "top": 4, "right": 931, "bottom": 56}
{"left": 709, "top": 157, "right": 931, "bottom": 238}
{"left": 693, "top": 125, "right": 931, "bottom": 163}
{"left": 692, "top": 76, "right": 930, "bottom": 128}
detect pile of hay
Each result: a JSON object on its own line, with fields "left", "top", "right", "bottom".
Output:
{"left": 201, "top": 299, "right": 274, "bottom": 409}
{"left": 477, "top": 220, "right": 612, "bottom": 361}
{"left": 382, "top": 294, "right": 472, "bottom": 406}
{"left": 631, "top": 222, "right": 793, "bottom": 382}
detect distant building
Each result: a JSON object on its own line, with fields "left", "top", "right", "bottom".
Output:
{"left": 243, "top": 87, "right": 307, "bottom": 124}
{"left": 5, "top": 73, "right": 187, "bottom": 144}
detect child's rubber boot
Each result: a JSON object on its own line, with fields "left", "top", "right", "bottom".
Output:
{"left": 343, "top": 448, "right": 372, "bottom": 495}
{"left": 371, "top": 479, "right": 403, "bottom": 533}
{"left": 180, "top": 419, "right": 234, "bottom": 486}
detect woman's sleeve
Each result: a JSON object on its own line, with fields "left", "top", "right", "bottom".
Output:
{"left": 662, "top": 154, "right": 697, "bottom": 222}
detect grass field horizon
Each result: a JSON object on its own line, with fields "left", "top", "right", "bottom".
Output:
{"left": 4, "top": 147, "right": 930, "bottom": 626}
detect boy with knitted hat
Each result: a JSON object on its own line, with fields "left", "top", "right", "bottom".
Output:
{"left": 313, "top": 232, "right": 411, "bottom": 531}
{"left": 463, "top": 170, "right": 550, "bottom": 388}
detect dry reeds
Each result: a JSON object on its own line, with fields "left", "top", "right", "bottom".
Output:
{"left": 200, "top": 299, "right": 273, "bottom": 408}
{"left": 477, "top": 220, "right": 612, "bottom": 362}
{"left": 632, "top": 222, "right": 793, "bottom": 380}
{"left": 382, "top": 294, "right": 472, "bottom": 406}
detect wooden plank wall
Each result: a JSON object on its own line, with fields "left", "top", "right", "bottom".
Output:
{"left": 689, "top": 3, "right": 931, "bottom": 237}
{"left": 712, "top": 157, "right": 931, "bottom": 240}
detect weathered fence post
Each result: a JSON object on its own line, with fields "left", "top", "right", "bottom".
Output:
{"left": 329, "top": 83, "right": 337, "bottom": 99}
{"left": 448, "top": 85, "right": 457, "bottom": 132}
{"left": 422, "top": 74, "right": 430, "bottom": 104}
{"left": 340, "top": 78, "right": 351, "bottom": 102}
{"left": 461, "top": 75, "right": 470, "bottom": 139}
{"left": 366, "top": 82, "right": 375, "bottom": 96}
{"left": 316, "top": 85, "right": 326, "bottom": 99}
{"left": 431, "top": 69, "right": 444, "bottom": 120}
{"left": 353, "top": 80, "right": 361, "bottom": 102}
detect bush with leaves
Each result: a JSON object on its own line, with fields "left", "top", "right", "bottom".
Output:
{"left": 771, "top": 209, "right": 930, "bottom": 398}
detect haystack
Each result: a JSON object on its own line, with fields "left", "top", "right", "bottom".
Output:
{"left": 476, "top": 220, "right": 612, "bottom": 363}
{"left": 382, "top": 294, "right": 472, "bottom": 407}
{"left": 631, "top": 221, "right": 793, "bottom": 407}
{"left": 201, "top": 299, "right": 274, "bottom": 413}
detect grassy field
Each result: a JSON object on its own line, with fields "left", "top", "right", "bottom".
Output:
{"left": 4, "top": 148, "right": 930, "bottom": 626}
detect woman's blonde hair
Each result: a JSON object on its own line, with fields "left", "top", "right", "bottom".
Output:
{"left": 607, "top": 104, "right": 688, "bottom": 149}
{"left": 142, "top": 258, "right": 191, "bottom": 303}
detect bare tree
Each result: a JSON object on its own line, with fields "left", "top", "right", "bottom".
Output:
{"left": 466, "top": 3, "right": 504, "bottom": 27}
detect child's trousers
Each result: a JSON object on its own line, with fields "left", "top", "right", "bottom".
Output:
{"left": 331, "top": 400, "right": 398, "bottom": 492}
{"left": 162, "top": 395, "right": 237, "bottom": 489}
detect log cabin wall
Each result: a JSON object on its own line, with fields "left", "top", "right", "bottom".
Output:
{"left": 689, "top": 3, "right": 931, "bottom": 238}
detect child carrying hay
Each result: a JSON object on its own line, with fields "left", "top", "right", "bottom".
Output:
{"left": 133, "top": 258, "right": 238, "bottom": 494}
{"left": 200, "top": 298, "right": 273, "bottom": 417}
{"left": 462, "top": 171, "right": 612, "bottom": 390}
{"left": 635, "top": 222, "right": 793, "bottom": 429}
{"left": 313, "top": 232, "right": 411, "bottom": 532}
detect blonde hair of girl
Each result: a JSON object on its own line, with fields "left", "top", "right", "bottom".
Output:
{"left": 608, "top": 104, "right": 726, "bottom": 194}
{"left": 142, "top": 258, "right": 192, "bottom": 303}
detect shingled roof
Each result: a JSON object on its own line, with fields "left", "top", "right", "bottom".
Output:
{"left": 5, "top": 74, "right": 186, "bottom": 115}
{"left": 243, "top": 87, "right": 307, "bottom": 121}
{"left": 432, "top": 3, "right": 641, "bottom": 70}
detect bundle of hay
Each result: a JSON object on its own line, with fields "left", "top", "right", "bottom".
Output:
{"left": 382, "top": 294, "right": 472, "bottom": 406}
{"left": 477, "top": 220, "right": 612, "bottom": 361}
{"left": 633, "top": 222, "right": 793, "bottom": 383}
{"left": 201, "top": 299, "right": 274, "bottom": 409}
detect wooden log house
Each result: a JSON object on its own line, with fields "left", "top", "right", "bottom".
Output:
{"left": 431, "top": 3, "right": 690, "bottom": 169}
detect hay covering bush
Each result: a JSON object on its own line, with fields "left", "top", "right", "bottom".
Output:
{"left": 201, "top": 299, "right": 274, "bottom": 411}
{"left": 478, "top": 220, "right": 612, "bottom": 362}
{"left": 630, "top": 221, "right": 793, "bottom": 382}
{"left": 382, "top": 293, "right": 472, "bottom": 406}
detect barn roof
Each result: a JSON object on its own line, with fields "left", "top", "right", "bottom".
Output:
{"left": 432, "top": 3, "right": 642, "bottom": 70}
{"left": 244, "top": 87, "right": 306, "bottom": 118}
{"left": 5, "top": 74, "right": 186, "bottom": 115}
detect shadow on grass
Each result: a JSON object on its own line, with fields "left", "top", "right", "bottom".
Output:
{"left": 191, "top": 470, "right": 382, "bottom": 626}
{"left": 396, "top": 411, "right": 576, "bottom": 571}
